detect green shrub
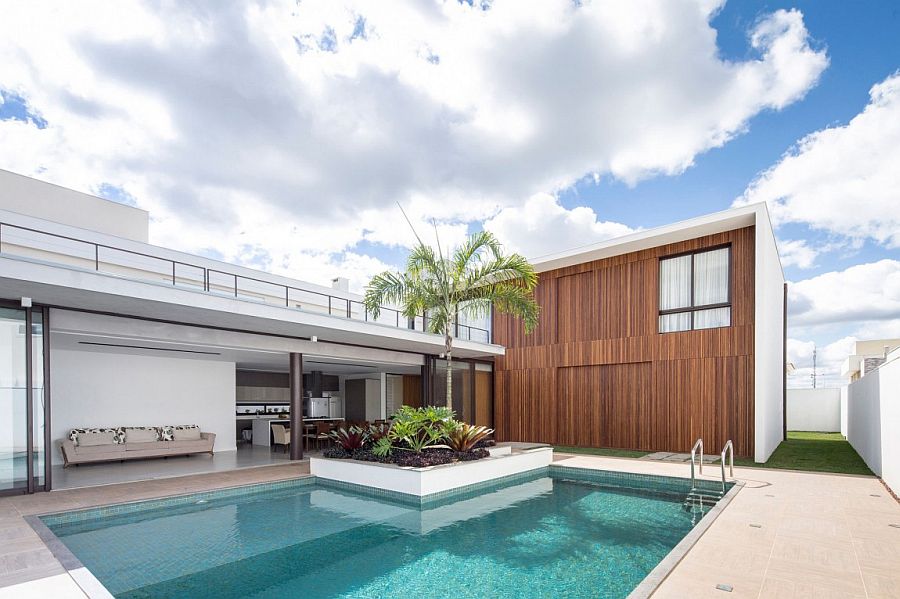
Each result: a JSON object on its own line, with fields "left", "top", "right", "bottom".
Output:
{"left": 447, "top": 423, "right": 493, "bottom": 452}
{"left": 387, "top": 406, "right": 459, "bottom": 453}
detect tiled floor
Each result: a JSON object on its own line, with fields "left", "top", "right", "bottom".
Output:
{"left": 2, "top": 453, "right": 899, "bottom": 598}
{"left": 51, "top": 443, "right": 295, "bottom": 489}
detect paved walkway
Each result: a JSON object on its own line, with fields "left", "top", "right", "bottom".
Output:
{"left": 2, "top": 455, "right": 898, "bottom": 598}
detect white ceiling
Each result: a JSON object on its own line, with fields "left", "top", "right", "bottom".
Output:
{"left": 51, "top": 331, "right": 421, "bottom": 375}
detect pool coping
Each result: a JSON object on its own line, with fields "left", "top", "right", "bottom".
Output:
{"left": 626, "top": 478, "right": 745, "bottom": 599}
{"left": 24, "top": 467, "right": 742, "bottom": 599}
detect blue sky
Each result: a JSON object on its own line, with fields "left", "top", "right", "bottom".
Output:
{"left": 1, "top": 0, "right": 898, "bottom": 387}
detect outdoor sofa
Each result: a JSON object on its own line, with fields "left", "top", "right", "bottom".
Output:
{"left": 60, "top": 425, "right": 215, "bottom": 467}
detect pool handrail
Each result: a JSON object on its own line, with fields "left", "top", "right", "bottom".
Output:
{"left": 690, "top": 438, "right": 703, "bottom": 489}
{"left": 720, "top": 439, "right": 734, "bottom": 493}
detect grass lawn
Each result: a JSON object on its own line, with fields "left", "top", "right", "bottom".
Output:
{"left": 553, "top": 445, "right": 650, "bottom": 458}
{"left": 733, "top": 431, "right": 873, "bottom": 476}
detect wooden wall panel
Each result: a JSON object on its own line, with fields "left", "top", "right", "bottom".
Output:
{"left": 494, "top": 226, "right": 757, "bottom": 457}
{"left": 402, "top": 375, "right": 422, "bottom": 409}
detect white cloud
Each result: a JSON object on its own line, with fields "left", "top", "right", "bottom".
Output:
{"left": 778, "top": 238, "right": 818, "bottom": 269}
{"left": 484, "top": 193, "right": 634, "bottom": 259}
{"left": 788, "top": 259, "right": 900, "bottom": 326}
{"left": 737, "top": 71, "right": 900, "bottom": 247}
{"left": 786, "top": 335, "right": 854, "bottom": 389}
{"left": 0, "top": 1, "right": 827, "bottom": 285}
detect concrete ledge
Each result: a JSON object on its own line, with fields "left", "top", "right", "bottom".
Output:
{"left": 310, "top": 446, "right": 553, "bottom": 497}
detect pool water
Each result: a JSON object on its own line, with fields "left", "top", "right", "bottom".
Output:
{"left": 44, "top": 470, "right": 724, "bottom": 599}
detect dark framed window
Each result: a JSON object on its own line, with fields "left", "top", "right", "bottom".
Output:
{"left": 658, "top": 245, "right": 731, "bottom": 333}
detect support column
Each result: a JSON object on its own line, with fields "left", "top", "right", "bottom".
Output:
{"left": 289, "top": 352, "right": 304, "bottom": 460}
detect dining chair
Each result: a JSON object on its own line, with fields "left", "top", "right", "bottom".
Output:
{"left": 271, "top": 424, "right": 290, "bottom": 454}
{"left": 315, "top": 421, "right": 332, "bottom": 450}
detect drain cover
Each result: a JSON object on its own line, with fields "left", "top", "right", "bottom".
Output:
{"left": 749, "top": 523, "right": 762, "bottom": 528}
{"left": 716, "top": 583, "right": 734, "bottom": 592}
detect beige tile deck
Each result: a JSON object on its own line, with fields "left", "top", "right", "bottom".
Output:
{"left": 1, "top": 453, "right": 898, "bottom": 598}
{"left": 553, "top": 454, "right": 900, "bottom": 598}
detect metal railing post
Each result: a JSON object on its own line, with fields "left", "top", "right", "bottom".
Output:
{"left": 690, "top": 438, "right": 703, "bottom": 490}
{"left": 720, "top": 440, "right": 734, "bottom": 493}
{"left": 172, "top": 262, "right": 176, "bottom": 285}
{"left": 234, "top": 274, "right": 238, "bottom": 297}
{"left": 95, "top": 245, "right": 99, "bottom": 270}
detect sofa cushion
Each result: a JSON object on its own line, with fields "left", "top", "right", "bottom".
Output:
{"left": 75, "top": 430, "right": 121, "bottom": 447}
{"left": 69, "top": 427, "right": 124, "bottom": 446}
{"left": 124, "top": 441, "right": 170, "bottom": 451}
{"left": 173, "top": 425, "right": 201, "bottom": 441}
{"left": 169, "top": 439, "right": 208, "bottom": 450}
{"left": 74, "top": 443, "right": 126, "bottom": 456}
{"left": 123, "top": 427, "right": 159, "bottom": 443}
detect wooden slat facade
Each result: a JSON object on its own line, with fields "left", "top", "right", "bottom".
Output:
{"left": 492, "top": 226, "right": 756, "bottom": 457}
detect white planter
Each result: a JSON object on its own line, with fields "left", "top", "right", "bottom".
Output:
{"left": 310, "top": 446, "right": 553, "bottom": 497}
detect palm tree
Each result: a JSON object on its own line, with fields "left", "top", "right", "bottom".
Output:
{"left": 364, "top": 227, "right": 540, "bottom": 409}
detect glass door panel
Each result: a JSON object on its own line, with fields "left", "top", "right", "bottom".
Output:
{"left": 32, "top": 311, "right": 46, "bottom": 489}
{"left": 0, "top": 308, "right": 27, "bottom": 492}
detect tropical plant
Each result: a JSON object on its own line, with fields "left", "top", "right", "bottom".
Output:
{"left": 447, "top": 423, "right": 494, "bottom": 453}
{"left": 364, "top": 218, "right": 540, "bottom": 408}
{"left": 330, "top": 427, "right": 367, "bottom": 451}
{"left": 371, "top": 436, "right": 393, "bottom": 458}
{"left": 387, "top": 406, "right": 458, "bottom": 453}
{"left": 367, "top": 422, "right": 391, "bottom": 445}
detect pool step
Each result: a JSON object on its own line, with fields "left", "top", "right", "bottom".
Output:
{"left": 681, "top": 489, "right": 724, "bottom": 516}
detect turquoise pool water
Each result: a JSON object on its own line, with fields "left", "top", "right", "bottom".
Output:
{"left": 43, "top": 469, "right": 725, "bottom": 598}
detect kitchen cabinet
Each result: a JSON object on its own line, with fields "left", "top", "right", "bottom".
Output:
{"left": 345, "top": 378, "right": 382, "bottom": 421}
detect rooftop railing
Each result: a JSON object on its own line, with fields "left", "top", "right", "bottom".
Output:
{"left": 0, "top": 221, "right": 491, "bottom": 343}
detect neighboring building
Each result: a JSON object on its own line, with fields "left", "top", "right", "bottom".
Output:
{"left": 0, "top": 170, "right": 498, "bottom": 496}
{"left": 492, "top": 204, "right": 786, "bottom": 462}
{"left": 841, "top": 339, "right": 900, "bottom": 382}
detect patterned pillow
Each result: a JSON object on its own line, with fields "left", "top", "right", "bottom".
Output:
{"left": 157, "top": 426, "right": 175, "bottom": 442}
{"left": 68, "top": 427, "right": 125, "bottom": 446}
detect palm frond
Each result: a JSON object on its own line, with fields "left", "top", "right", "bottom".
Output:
{"left": 452, "top": 230, "right": 502, "bottom": 273}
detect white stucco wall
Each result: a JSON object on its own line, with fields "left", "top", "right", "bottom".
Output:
{"left": 840, "top": 386, "right": 848, "bottom": 437}
{"left": 0, "top": 169, "right": 149, "bottom": 242}
{"left": 846, "top": 355, "right": 900, "bottom": 494}
{"left": 50, "top": 349, "right": 236, "bottom": 465}
{"left": 754, "top": 206, "right": 786, "bottom": 462}
{"left": 786, "top": 388, "right": 841, "bottom": 432}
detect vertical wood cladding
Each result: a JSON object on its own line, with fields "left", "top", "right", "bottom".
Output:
{"left": 493, "top": 226, "right": 755, "bottom": 457}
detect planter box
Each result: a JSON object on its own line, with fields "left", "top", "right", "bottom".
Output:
{"left": 310, "top": 446, "right": 552, "bottom": 497}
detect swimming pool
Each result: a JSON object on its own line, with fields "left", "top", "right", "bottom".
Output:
{"left": 41, "top": 467, "right": 730, "bottom": 598}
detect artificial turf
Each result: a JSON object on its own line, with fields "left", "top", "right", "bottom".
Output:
{"left": 733, "top": 431, "right": 873, "bottom": 476}
{"left": 552, "top": 445, "right": 650, "bottom": 458}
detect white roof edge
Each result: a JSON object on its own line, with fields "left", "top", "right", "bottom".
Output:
{"left": 529, "top": 203, "right": 770, "bottom": 273}
{"left": 0, "top": 168, "right": 149, "bottom": 218}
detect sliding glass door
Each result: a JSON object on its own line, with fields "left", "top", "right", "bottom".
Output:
{"left": 0, "top": 308, "right": 28, "bottom": 492}
{"left": 0, "top": 305, "right": 49, "bottom": 495}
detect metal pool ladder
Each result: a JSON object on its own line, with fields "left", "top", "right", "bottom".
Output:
{"left": 690, "top": 438, "right": 703, "bottom": 490}
{"left": 720, "top": 440, "right": 734, "bottom": 493}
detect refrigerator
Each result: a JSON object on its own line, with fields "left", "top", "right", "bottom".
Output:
{"left": 325, "top": 394, "right": 343, "bottom": 418}
{"left": 309, "top": 397, "right": 330, "bottom": 418}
